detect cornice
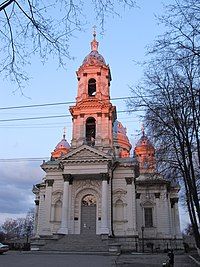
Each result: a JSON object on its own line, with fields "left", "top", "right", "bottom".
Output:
{"left": 62, "top": 158, "right": 111, "bottom": 165}
{"left": 41, "top": 164, "right": 62, "bottom": 172}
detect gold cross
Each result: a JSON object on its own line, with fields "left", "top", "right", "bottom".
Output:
{"left": 63, "top": 126, "right": 66, "bottom": 137}
{"left": 141, "top": 123, "right": 145, "bottom": 136}
{"left": 93, "top": 25, "right": 96, "bottom": 38}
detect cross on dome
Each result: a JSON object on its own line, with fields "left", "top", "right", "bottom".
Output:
{"left": 141, "top": 123, "right": 145, "bottom": 136}
{"left": 63, "top": 126, "right": 66, "bottom": 139}
{"left": 91, "top": 25, "right": 98, "bottom": 51}
{"left": 93, "top": 25, "right": 97, "bottom": 39}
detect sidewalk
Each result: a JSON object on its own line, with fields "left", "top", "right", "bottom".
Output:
{"left": 114, "top": 252, "right": 200, "bottom": 267}
{"left": 189, "top": 253, "right": 200, "bottom": 266}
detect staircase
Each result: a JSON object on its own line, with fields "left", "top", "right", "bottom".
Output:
{"left": 32, "top": 234, "right": 110, "bottom": 253}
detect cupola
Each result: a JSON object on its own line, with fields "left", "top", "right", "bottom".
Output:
{"left": 134, "top": 125, "right": 155, "bottom": 174}
{"left": 51, "top": 128, "right": 70, "bottom": 159}
{"left": 113, "top": 120, "right": 132, "bottom": 158}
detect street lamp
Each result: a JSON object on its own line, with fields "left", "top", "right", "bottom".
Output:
{"left": 141, "top": 226, "right": 144, "bottom": 253}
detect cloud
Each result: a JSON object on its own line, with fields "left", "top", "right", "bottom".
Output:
{"left": 0, "top": 161, "right": 44, "bottom": 221}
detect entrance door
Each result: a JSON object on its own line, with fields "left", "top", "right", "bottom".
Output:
{"left": 81, "top": 195, "right": 96, "bottom": 234}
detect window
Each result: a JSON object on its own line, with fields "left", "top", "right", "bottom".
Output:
{"left": 86, "top": 117, "right": 96, "bottom": 146}
{"left": 114, "top": 199, "right": 124, "bottom": 221}
{"left": 88, "top": 78, "right": 96, "bottom": 96}
{"left": 82, "top": 195, "right": 96, "bottom": 206}
{"left": 144, "top": 207, "right": 153, "bottom": 227}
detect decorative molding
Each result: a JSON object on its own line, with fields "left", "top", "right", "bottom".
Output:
{"left": 63, "top": 174, "right": 73, "bottom": 183}
{"left": 46, "top": 179, "right": 54, "bottom": 187}
{"left": 136, "top": 193, "right": 141, "bottom": 199}
{"left": 170, "top": 197, "right": 178, "bottom": 208}
{"left": 101, "top": 173, "right": 110, "bottom": 183}
{"left": 154, "top": 192, "right": 160, "bottom": 198}
{"left": 113, "top": 188, "right": 127, "bottom": 198}
{"left": 125, "top": 177, "right": 132, "bottom": 185}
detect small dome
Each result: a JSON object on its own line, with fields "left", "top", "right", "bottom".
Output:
{"left": 113, "top": 120, "right": 132, "bottom": 158}
{"left": 134, "top": 133, "right": 156, "bottom": 175}
{"left": 55, "top": 138, "right": 70, "bottom": 149}
{"left": 51, "top": 129, "right": 70, "bottom": 159}
{"left": 113, "top": 120, "right": 127, "bottom": 135}
{"left": 82, "top": 50, "right": 106, "bottom": 65}
{"left": 82, "top": 32, "right": 106, "bottom": 66}
{"left": 135, "top": 135, "right": 154, "bottom": 150}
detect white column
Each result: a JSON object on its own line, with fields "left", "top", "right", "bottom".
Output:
{"left": 33, "top": 200, "right": 39, "bottom": 237}
{"left": 43, "top": 179, "right": 54, "bottom": 235}
{"left": 101, "top": 174, "right": 109, "bottom": 234}
{"left": 174, "top": 199, "right": 182, "bottom": 237}
{"left": 126, "top": 177, "right": 135, "bottom": 235}
{"left": 58, "top": 174, "right": 71, "bottom": 234}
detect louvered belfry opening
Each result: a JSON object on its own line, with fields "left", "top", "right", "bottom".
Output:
{"left": 86, "top": 117, "right": 96, "bottom": 146}
{"left": 88, "top": 78, "right": 96, "bottom": 96}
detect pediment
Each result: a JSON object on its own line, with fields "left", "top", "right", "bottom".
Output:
{"left": 61, "top": 145, "right": 112, "bottom": 162}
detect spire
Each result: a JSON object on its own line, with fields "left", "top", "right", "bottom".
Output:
{"left": 91, "top": 25, "right": 98, "bottom": 51}
{"left": 93, "top": 25, "right": 96, "bottom": 39}
{"left": 141, "top": 123, "right": 145, "bottom": 136}
{"left": 63, "top": 126, "right": 66, "bottom": 139}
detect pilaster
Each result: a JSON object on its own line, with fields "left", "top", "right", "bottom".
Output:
{"left": 42, "top": 179, "right": 54, "bottom": 235}
{"left": 101, "top": 173, "right": 109, "bottom": 234}
{"left": 58, "top": 174, "right": 72, "bottom": 234}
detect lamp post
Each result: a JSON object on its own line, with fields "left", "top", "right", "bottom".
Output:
{"left": 141, "top": 226, "right": 144, "bottom": 253}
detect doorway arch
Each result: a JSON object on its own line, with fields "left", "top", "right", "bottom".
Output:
{"left": 81, "top": 194, "right": 96, "bottom": 234}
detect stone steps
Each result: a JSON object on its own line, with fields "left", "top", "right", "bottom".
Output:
{"left": 37, "top": 234, "right": 109, "bottom": 252}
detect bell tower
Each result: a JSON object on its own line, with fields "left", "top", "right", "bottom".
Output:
{"left": 70, "top": 31, "right": 117, "bottom": 152}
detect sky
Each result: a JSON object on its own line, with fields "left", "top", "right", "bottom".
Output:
{"left": 0, "top": 0, "right": 190, "bottom": 229}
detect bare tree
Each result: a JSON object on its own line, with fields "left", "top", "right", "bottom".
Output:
{"left": 1, "top": 208, "right": 34, "bottom": 240}
{"left": 128, "top": 0, "right": 200, "bottom": 253}
{"left": 0, "top": 0, "right": 136, "bottom": 92}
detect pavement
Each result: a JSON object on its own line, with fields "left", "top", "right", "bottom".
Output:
{"left": 189, "top": 253, "right": 200, "bottom": 266}
{"left": 115, "top": 252, "right": 200, "bottom": 266}
{"left": 0, "top": 250, "right": 200, "bottom": 267}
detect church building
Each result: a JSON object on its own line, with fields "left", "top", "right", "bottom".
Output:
{"left": 32, "top": 32, "right": 182, "bottom": 252}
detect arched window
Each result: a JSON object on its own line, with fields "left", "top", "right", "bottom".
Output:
{"left": 86, "top": 117, "right": 96, "bottom": 146}
{"left": 88, "top": 78, "right": 96, "bottom": 96}
{"left": 142, "top": 200, "right": 154, "bottom": 227}
{"left": 144, "top": 207, "right": 153, "bottom": 227}
{"left": 82, "top": 195, "right": 96, "bottom": 206}
{"left": 114, "top": 199, "right": 124, "bottom": 221}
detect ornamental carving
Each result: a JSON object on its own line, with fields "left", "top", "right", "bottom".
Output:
{"left": 74, "top": 179, "right": 101, "bottom": 192}
{"left": 113, "top": 188, "right": 127, "bottom": 199}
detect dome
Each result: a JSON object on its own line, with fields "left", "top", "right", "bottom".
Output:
{"left": 82, "top": 32, "right": 106, "bottom": 66}
{"left": 135, "top": 135, "right": 154, "bottom": 151}
{"left": 113, "top": 120, "right": 132, "bottom": 158}
{"left": 55, "top": 138, "right": 70, "bottom": 149}
{"left": 82, "top": 50, "right": 106, "bottom": 65}
{"left": 113, "top": 120, "right": 127, "bottom": 135}
{"left": 51, "top": 130, "right": 70, "bottom": 159}
{"left": 134, "top": 133, "right": 156, "bottom": 175}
